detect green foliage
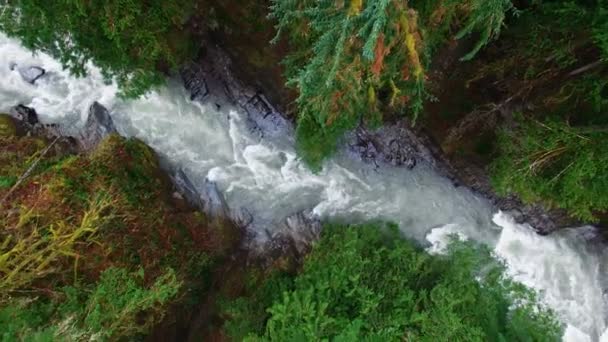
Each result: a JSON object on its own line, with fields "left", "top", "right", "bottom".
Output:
{"left": 0, "top": 267, "right": 181, "bottom": 341}
{"left": 522, "top": 1, "right": 608, "bottom": 69}
{"left": 79, "top": 267, "right": 181, "bottom": 339}
{"left": 0, "top": 195, "right": 114, "bottom": 298}
{"left": 271, "top": 0, "right": 425, "bottom": 168}
{"left": 492, "top": 115, "right": 608, "bottom": 221}
{"left": 474, "top": 1, "right": 608, "bottom": 222}
{"left": 455, "top": 0, "right": 517, "bottom": 60}
{"left": 0, "top": 298, "right": 56, "bottom": 341}
{"left": 0, "top": 133, "right": 240, "bottom": 340}
{"left": 0, "top": 0, "right": 196, "bottom": 97}
{"left": 271, "top": 0, "right": 515, "bottom": 169}
{"left": 544, "top": 0, "right": 608, "bottom": 60}
{"left": 224, "top": 223, "right": 562, "bottom": 341}
{"left": 0, "top": 177, "right": 16, "bottom": 189}
{"left": 221, "top": 270, "right": 294, "bottom": 340}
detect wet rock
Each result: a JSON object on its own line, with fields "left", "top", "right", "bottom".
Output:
{"left": 182, "top": 68, "right": 209, "bottom": 102}
{"left": 347, "top": 115, "right": 574, "bottom": 234}
{"left": 231, "top": 207, "right": 254, "bottom": 229}
{"left": 181, "top": 45, "right": 291, "bottom": 140}
{"left": 171, "top": 169, "right": 231, "bottom": 219}
{"left": 260, "top": 211, "right": 323, "bottom": 259}
{"left": 180, "top": 33, "right": 575, "bottom": 236}
{"left": 80, "top": 102, "right": 117, "bottom": 150}
{"left": 280, "top": 211, "right": 322, "bottom": 253}
{"left": 17, "top": 66, "right": 46, "bottom": 84}
{"left": 348, "top": 123, "right": 440, "bottom": 172}
{"left": 200, "top": 179, "right": 230, "bottom": 218}
{"left": 10, "top": 104, "right": 39, "bottom": 126}
{"left": 172, "top": 169, "right": 203, "bottom": 207}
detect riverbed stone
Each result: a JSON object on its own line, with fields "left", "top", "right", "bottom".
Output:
{"left": 80, "top": 102, "right": 117, "bottom": 150}
{"left": 10, "top": 104, "right": 39, "bottom": 126}
{"left": 17, "top": 66, "right": 46, "bottom": 84}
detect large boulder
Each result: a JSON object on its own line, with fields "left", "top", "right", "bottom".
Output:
{"left": 80, "top": 102, "right": 117, "bottom": 150}
{"left": 10, "top": 104, "right": 39, "bottom": 126}
{"left": 12, "top": 64, "right": 46, "bottom": 84}
{"left": 171, "top": 169, "right": 231, "bottom": 219}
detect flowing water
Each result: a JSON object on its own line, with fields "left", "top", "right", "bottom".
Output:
{"left": 1, "top": 33, "right": 607, "bottom": 341}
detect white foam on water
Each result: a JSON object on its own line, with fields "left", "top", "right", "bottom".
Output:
{"left": 1, "top": 32, "right": 607, "bottom": 341}
{"left": 493, "top": 212, "right": 608, "bottom": 341}
{"left": 426, "top": 213, "right": 608, "bottom": 341}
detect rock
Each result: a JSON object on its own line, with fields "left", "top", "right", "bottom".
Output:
{"left": 280, "top": 211, "right": 322, "bottom": 253}
{"left": 171, "top": 169, "right": 231, "bottom": 219}
{"left": 181, "top": 46, "right": 291, "bottom": 140}
{"left": 0, "top": 114, "right": 17, "bottom": 137}
{"left": 179, "top": 33, "right": 576, "bottom": 238}
{"left": 255, "top": 211, "right": 323, "bottom": 262}
{"left": 348, "top": 124, "right": 435, "bottom": 171}
{"left": 200, "top": 179, "right": 230, "bottom": 218}
{"left": 182, "top": 68, "right": 209, "bottom": 102}
{"left": 172, "top": 191, "right": 184, "bottom": 200}
{"left": 80, "top": 102, "right": 117, "bottom": 150}
{"left": 17, "top": 66, "right": 46, "bottom": 84}
{"left": 231, "top": 207, "right": 254, "bottom": 228}
{"left": 10, "top": 104, "right": 39, "bottom": 126}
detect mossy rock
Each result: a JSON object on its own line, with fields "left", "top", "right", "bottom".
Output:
{"left": 0, "top": 114, "right": 17, "bottom": 137}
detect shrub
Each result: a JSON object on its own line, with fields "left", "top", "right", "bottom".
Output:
{"left": 0, "top": 195, "right": 114, "bottom": 298}
{"left": 223, "top": 223, "right": 562, "bottom": 341}
{"left": 492, "top": 116, "right": 608, "bottom": 221}
{"left": 0, "top": 267, "right": 181, "bottom": 341}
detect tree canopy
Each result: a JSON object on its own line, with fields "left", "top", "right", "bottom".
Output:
{"left": 222, "top": 223, "right": 562, "bottom": 341}
{"left": 271, "top": 0, "right": 516, "bottom": 168}
{"left": 0, "top": 0, "right": 196, "bottom": 97}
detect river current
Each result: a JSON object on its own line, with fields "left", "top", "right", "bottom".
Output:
{"left": 0, "top": 33, "right": 606, "bottom": 341}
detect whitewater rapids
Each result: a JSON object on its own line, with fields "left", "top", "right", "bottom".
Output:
{"left": 1, "top": 33, "right": 607, "bottom": 341}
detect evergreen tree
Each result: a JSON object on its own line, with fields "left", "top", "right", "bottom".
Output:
{"left": 271, "top": 0, "right": 516, "bottom": 168}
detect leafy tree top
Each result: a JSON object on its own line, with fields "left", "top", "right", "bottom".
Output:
{"left": 0, "top": 0, "right": 196, "bottom": 97}
{"left": 271, "top": 0, "right": 515, "bottom": 169}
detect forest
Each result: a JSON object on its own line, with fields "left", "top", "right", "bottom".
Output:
{"left": 0, "top": 0, "right": 606, "bottom": 340}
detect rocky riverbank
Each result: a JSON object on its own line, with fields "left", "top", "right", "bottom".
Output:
{"left": 1, "top": 32, "right": 587, "bottom": 246}
{"left": 179, "top": 38, "right": 583, "bottom": 236}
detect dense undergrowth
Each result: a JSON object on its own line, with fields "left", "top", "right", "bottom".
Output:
{"left": 220, "top": 223, "right": 561, "bottom": 341}
{"left": 0, "top": 128, "right": 240, "bottom": 340}
{"left": 480, "top": 1, "right": 608, "bottom": 222}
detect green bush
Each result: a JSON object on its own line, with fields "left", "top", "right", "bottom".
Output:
{"left": 492, "top": 115, "right": 608, "bottom": 221}
{"left": 0, "top": 267, "right": 181, "bottom": 341}
{"left": 468, "top": 0, "right": 608, "bottom": 222}
{"left": 223, "top": 223, "right": 562, "bottom": 341}
{"left": 0, "top": 0, "right": 196, "bottom": 97}
{"left": 221, "top": 270, "right": 294, "bottom": 340}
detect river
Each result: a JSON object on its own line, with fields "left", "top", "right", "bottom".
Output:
{"left": 0, "top": 33, "right": 606, "bottom": 341}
